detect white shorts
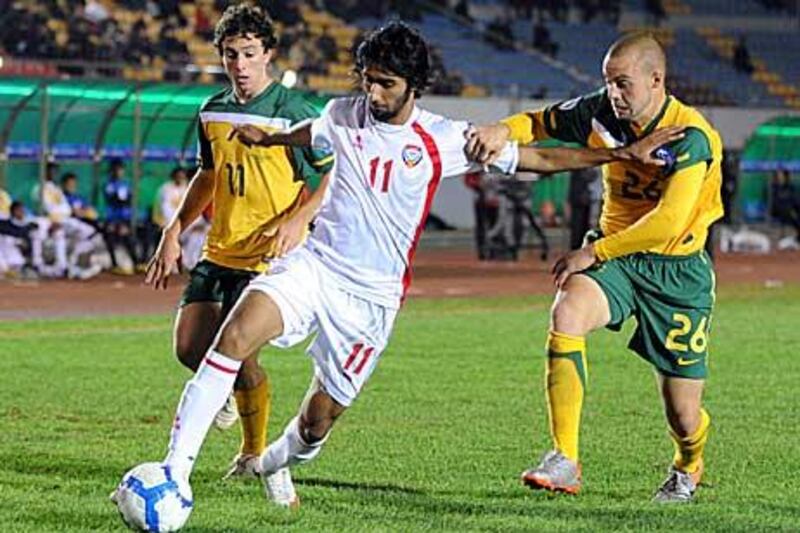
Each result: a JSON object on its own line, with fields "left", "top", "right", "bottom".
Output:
{"left": 245, "top": 247, "right": 398, "bottom": 407}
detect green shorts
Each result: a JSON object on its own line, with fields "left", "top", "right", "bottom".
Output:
{"left": 583, "top": 251, "right": 715, "bottom": 379}
{"left": 180, "top": 260, "right": 258, "bottom": 318}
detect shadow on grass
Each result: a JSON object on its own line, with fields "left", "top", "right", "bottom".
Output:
{"left": 297, "top": 476, "right": 427, "bottom": 495}
{"left": 0, "top": 450, "right": 126, "bottom": 480}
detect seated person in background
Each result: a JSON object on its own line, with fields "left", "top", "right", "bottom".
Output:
{"left": 0, "top": 191, "right": 29, "bottom": 276}
{"left": 103, "top": 158, "right": 142, "bottom": 274}
{"left": 36, "top": 168, "right": 102, "bottom": 279}
{"left": 770, "top": 168, "right": 800, "bottom": 247}
{"left": 154, "top": 166, "right": 209, "bottom": 271}
{"left": 61, "top": 172, "right": 100, "bottom": 224}
{"left": 4, "top": 200, "right": 47, "bottom": 277}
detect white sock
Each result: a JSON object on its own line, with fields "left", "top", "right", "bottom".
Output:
{"left": 164, "top": 350, "right": 241, "bottom": 477}
{"left": 53, "top": 230, "right": 68, "bottom": 271}
{"left": 260, "top": 416, "right": 328, "bottom": 474}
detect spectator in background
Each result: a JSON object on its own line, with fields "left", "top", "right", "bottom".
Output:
{"left": 104, "top": 158, "right": 141, "bottom": 274}
{"left": 733, "top": 36, "right": 754, "bottom": 75}
{"left": 464, "top": 171, "right": 501, "bottom": 260}
{"left": 153, "top": 166, "right": 208, "bottom": 271}
{"left": 61, "top": 172, "right": 100, "bottom": 225}
{"left": 532, "top": 20, "right": 558, "bottom": 58}
{"left": 0, "top": 190, "right": 35, "bottom": 277}
{"left": 1, "top": 200, "right": 45, "bottom": 277}
{"left": 194, "top": 3, "right": 214, "bottom": 40}
{"left": 34, "top": 164, "right": 102, "bottom": 279}
{"left": 770, "top": 169, "right": 800, "bottom": 246}
{"left": 429, "top": 49, "right": 465, "bottom": 95}
{"left": 62, "top": 171, "right": 114, "bottom": 268}
{"left": 485, "top": 14, "right": 514, "bottom": 51}
{"left": 124, "top": 18, "right": 155, "bottom": 64}
{"left": 720, "top": 150, "right": 738, "bottom": 224}
{"left": 316, "top": 26, "right": 339, "bottom": 63}
{"left": 158, "top": 20, "right": 190, "bottom": 80}
{"left": 565, "top": 167, "right": 601, "bottom": 250}
{"left": 266, "top": 0, "right": 302, "bottom": 26}
{"left": 503, "top": 179, "right": 549, "bottom": 261}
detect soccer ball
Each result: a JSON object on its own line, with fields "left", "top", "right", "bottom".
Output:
{"left": 113, "top": 462, "right": 193, "bottom": 532}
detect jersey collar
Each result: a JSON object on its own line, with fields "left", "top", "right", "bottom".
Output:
{"left": 230, "top": 80, "right": 279, "bottom": 109}
{"left": 636, "top": 94, "right": 672, "bottom": 137}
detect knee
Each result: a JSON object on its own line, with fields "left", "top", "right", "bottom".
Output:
{"left": 666, "top": 406, "right": 702, "bottom": 438}
{"left": 215, "top": 320, "right": 254, "bottom": 360}
{"left": 549, "top": 277, "right": 606, "bottom": 335}
{"left": 550, "top": 297, "right": 590, "bottom": 336}
{"left": 174, "top": 337, "right": 204, "bottom": 371}
{"left": 298, "top": 412, "right": 337, "bottom": 444}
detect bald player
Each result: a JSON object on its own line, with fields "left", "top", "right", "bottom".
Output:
{"left": 467, "top": 33, "right": 723, "bottom": 503}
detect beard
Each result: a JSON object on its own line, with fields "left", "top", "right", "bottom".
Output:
{"left": 369, "top": 88, "right": 412, "bottom": 122}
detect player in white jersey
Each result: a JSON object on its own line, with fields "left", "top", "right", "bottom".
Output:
{"left": 139, "top": 21, "right": 680, "bottom": 511}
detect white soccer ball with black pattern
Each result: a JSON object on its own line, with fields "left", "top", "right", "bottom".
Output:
{"left": 113, "top": 462, "right": 193, "bottom": 532}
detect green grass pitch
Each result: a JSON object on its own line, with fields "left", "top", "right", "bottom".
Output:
{"left": 1, "top": 285, "right": 798, "bottom": 531}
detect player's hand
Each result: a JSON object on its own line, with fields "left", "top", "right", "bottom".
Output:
{"left": 229, "top": 124, "right": 271, "bottom": 148}
{"left": 465, "top": 123, "right": 511, "bottom": 165}
{"left": 144, "top": 228, "right": 182, "bottom": 290}
{"left": 271, "top": 212, "right": 308, "bottom": 257}
{"left": 620, "top": 126, "right": 685, "bottom": 166}
{"left": 551, "top": 244, "right": 597, "bottom": 289}
{"left": 256, "top": 212, "right": 309, "bottom": 260}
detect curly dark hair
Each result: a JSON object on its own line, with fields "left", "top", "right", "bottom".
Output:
{"left": 355, "top": 21, "right": 432, "bottom": 97}
{"left": 214, "top": 4, "right": 278, "bottom": 54}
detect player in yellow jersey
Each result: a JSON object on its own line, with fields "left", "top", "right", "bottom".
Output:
{"left": 144, "top": 4, "right": 332, "bottom": 489}
{"left": 467, "top": 33, "right": 721, "bottom": 503}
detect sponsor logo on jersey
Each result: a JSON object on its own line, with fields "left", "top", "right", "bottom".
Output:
{"left": 402, "top": 144, "right": 423, "bottom": 168}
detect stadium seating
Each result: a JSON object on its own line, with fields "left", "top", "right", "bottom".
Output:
{"left": 1, "top": 0, "right": 798, "bottom": 107}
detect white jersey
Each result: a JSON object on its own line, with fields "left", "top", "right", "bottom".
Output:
{"left": 308, "top": 96, "right": 518, "bottom": 308}
{"left": 155, "top": 181, "right": 187, "bottom": 227}
{"left": 41, "top": 181, "right": 72, "bottom": 222}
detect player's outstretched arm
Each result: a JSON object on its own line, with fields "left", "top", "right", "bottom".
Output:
{"left": 516, "top": 126, "right": 685, "bottom": 174}
{"left": 145, "top": 168, "right": 214, "bottom": 290}
{"left": 229, "top": 121, "right": 313, "bottom": 148}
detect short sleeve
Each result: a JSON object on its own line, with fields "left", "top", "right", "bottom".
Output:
{"left": 310, "top": 99, "right": 337, "bottom": 154}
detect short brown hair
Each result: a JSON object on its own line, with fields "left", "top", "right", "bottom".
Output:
{"left": 214, "top": 4, "right": 278, "bottom": 55}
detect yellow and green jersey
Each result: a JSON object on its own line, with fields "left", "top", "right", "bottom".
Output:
{"left": 502, "top": 90, "right": 723, "bottom": 256}
{"left": 196, "top": 82, "right": 333, "bottom": 271}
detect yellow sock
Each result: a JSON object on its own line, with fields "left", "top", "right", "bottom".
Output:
{"left": 545, "top": 330, "right": 587, "bottom": 462}
{"left": 670, "top": 408, "right": 710, "bottom": 473}
{"left": 234, "top": 376, "right": 271, "bottom": 456}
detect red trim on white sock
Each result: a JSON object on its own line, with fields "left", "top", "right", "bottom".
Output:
{"left": 204, "top": 351, "right": 241, "bottom": 374}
